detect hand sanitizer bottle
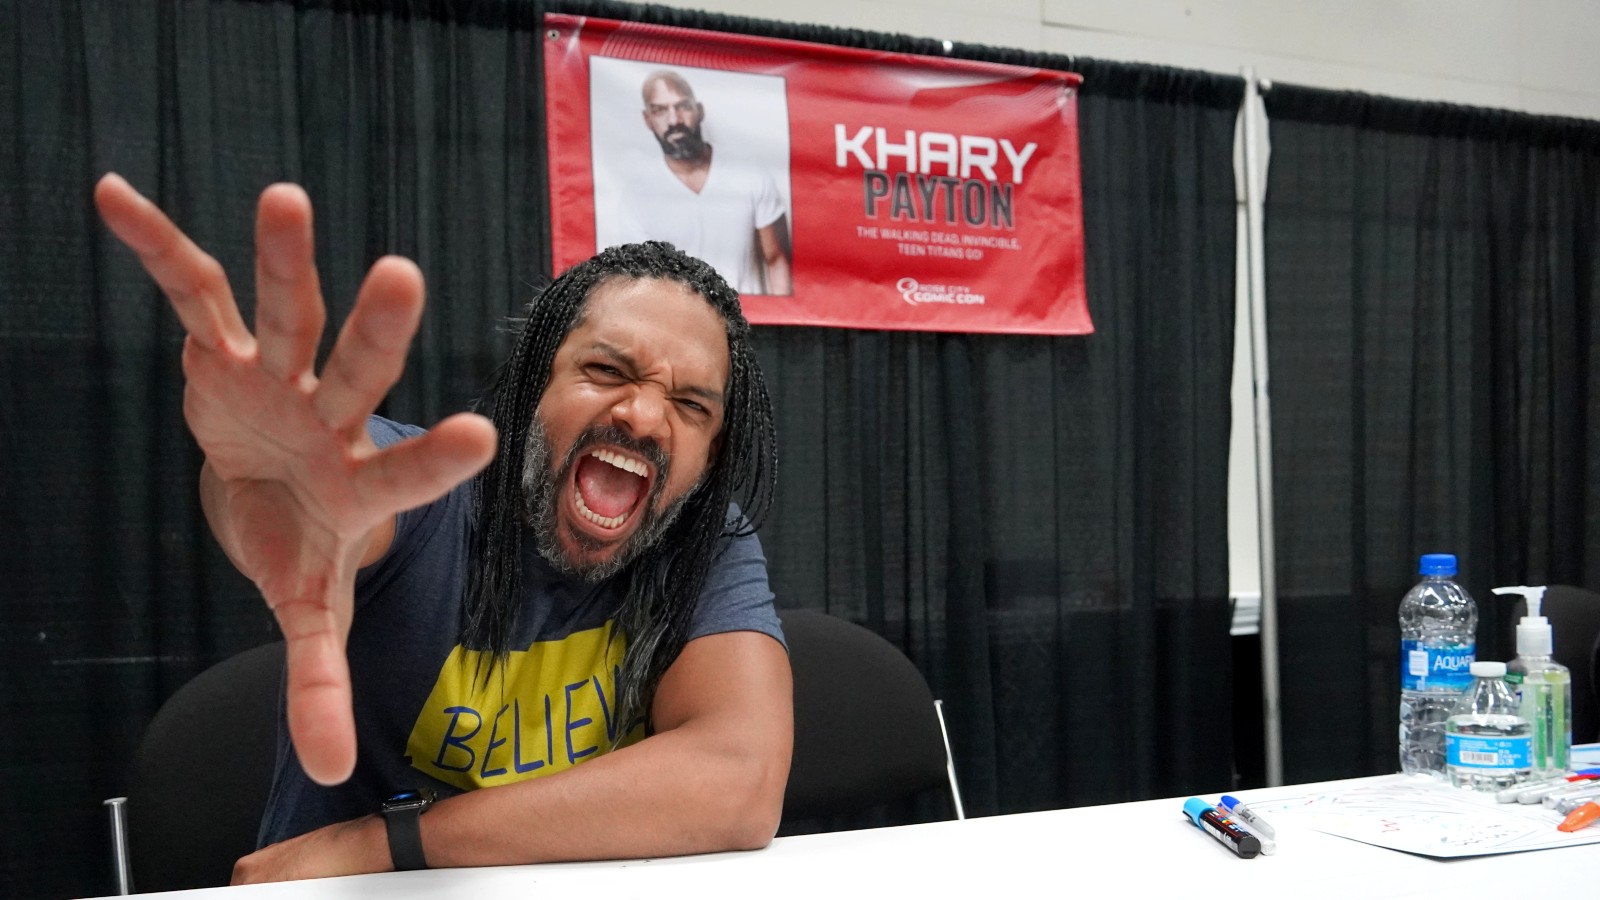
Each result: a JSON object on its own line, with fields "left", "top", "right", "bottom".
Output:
{"left": 1494, "top": 585, "right": 1572, "bottom": 777}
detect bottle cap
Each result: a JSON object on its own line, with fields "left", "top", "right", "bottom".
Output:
{"left": 1493, "top": 586, "right": 1553, "bottom": 656}
{"left": 1470, "top": 661, "right": 1506, "bottom": 678}
{"left": 1419, "top": 553, "right": 1457, "bottom": 576}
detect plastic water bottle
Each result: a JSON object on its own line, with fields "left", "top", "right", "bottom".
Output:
{"left": 1445, "top": 661, "right": 1533, "bottom": 790}
{"left": 1398, "top": 553, "right": 1477, "bottom": 777}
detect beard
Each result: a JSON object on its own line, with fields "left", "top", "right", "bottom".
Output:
{"left": 521, "top": 420, "right": 696, "bottom": 584}
{"left": 654, "top": 123, "right": 708, "bottom": 162}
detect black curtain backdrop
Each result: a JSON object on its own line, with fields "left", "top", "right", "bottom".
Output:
{"left": 1264, "top": 84, "right": 1600, "bottom": 784}
{"left": 2, "top": 1, "right": 1238, "bottom": 895}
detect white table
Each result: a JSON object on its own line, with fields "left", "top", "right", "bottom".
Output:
{"left": 123, "top": 774, "right": 1600, "bottom": 899}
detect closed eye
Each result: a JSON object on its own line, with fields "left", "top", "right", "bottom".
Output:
{"left": 585, "top": 363, "right": 626, "bottom": 381}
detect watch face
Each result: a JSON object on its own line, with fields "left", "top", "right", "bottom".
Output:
{"left": 383, "top": 788, "right": 435, "bottom": 812}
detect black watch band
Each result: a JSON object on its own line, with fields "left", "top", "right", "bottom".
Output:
{"left": 380, "top": 788, "right": 435, "bottom": 871}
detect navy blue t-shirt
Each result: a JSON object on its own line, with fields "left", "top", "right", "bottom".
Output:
{"left": 258, "top": 417, "right": 783, "bottom": 846}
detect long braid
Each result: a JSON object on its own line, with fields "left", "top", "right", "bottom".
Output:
{"left": 463, "top": 241, "right": 778, "bottom": 733}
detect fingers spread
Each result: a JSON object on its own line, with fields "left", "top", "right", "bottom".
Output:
{"left": 280, "top": 623, "right": 357, "bottom": 786}
{"left": 313, "top": 257, "right": 426, "bottom": 432}
{"left": 94, "top": 173, "right": 253, "bottom": 352}
{"left": 254, "top": 184, "right": 327, "bottom": 381}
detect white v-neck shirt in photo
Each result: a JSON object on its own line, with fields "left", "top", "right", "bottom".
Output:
{"left": 598, "top": 149, "right": 786, "bottom": 295}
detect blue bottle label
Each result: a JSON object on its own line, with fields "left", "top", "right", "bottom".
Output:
{"left": 1400, "top": 640, "right": 1475, "bottom": 691}
{"left": 1446, "top": 733, "right": 1532, "bottom": 769}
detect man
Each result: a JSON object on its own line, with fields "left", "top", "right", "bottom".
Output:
{"left": 606, "top": 70, "right": 793, "bottom": 296}
{"left": 93, "top": 174, "right": 792, "bottom": 883}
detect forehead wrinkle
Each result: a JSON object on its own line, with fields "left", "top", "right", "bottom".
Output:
{"left": 585, "top": 338, "right": 726, "bottom": 408}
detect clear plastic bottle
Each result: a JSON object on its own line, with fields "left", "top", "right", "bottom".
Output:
{"left": 1445, "top": 661, "right": 1533, "bottom": 790}
{"left": 1398, "top": 553, "right": 1477, "bottom": 777}
{"left": 1494, "top": 585, "right": 1572, "bottom": 778}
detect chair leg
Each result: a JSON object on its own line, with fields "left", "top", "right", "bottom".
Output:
{"left": 104, "top": 796, "right": 133, "bottom": 895}
{"left": 933, "top": 700, "right": 966, "bottom": 820}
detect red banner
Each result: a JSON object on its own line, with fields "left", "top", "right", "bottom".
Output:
{"left": 544, "top": 15, "right": 1091, "bottom": 335}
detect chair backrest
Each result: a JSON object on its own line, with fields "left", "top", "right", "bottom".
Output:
{"left": 1509, "top": 586, "right": 1600, "bottom": 744}
{"left": 778, "top": 609, "right": 961, "bottom": 826}
{"left": 124, "top": 641, "right": 284, "bottom": 893}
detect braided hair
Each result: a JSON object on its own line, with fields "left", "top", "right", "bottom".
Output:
{"left": 463, "top": 241, "right": 778, "bottom": 735}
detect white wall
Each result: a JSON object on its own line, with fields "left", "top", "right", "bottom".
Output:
{"left": 641, "top": 0, "right": 1600, "bottom": 120}
{"left": 629, "top": 0, "right": 1600, "bottom": 629}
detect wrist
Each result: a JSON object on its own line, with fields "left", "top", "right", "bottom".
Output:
{"left": 358, "top": 814, "right": 396, "bottom": 875}
{"left": 380, "top": 788, "right": 436, "bottom": 871}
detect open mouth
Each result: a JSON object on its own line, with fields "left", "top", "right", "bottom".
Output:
{"left": 571, "top": 447, "right": 653, "bottom": 534}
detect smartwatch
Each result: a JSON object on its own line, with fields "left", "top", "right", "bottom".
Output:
{"left": 380, "top": 788, "right": 435, "bottom": 871}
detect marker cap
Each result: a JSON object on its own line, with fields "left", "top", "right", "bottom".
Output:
{"left": 1183, "top": 797, "right": 1211, "bottom": 827}
{"left": 1558, "top": 801, "right": 1600, "bottom": 833}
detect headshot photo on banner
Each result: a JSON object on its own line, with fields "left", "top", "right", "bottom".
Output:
{"left": 590, "top": 59, "right": 794, "bottom": 298}
{"left": 544, "top": 14, "right": 1092, "bottom": 335}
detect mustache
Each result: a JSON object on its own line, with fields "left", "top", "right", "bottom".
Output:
{"left": 562, "top": 423, "right": 669, "bottom": 480}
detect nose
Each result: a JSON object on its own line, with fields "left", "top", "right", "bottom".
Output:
{"left": 609, "top": 385, "right": 670, "bottom": 445}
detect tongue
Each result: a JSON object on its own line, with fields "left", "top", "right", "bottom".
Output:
{"left": 576, "top": 455, "right": 646, "bottom": 520}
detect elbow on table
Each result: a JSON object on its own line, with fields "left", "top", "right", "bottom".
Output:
{"left": 703, "top": 754, "right": 787, "bottom": 851}
{"left": 717, "top": 800, "right": 782, "bottom": 852}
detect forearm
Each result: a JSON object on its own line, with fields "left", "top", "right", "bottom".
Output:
{"left": 421, "top": 722, "right": 787, "bottom": 868}
{"left": 764, "top": 254, "right": 792, "bottom": 295}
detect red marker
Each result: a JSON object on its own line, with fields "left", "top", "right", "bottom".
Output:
{"left": 1557, "top": 801, "right": 1600, "bottom": 833}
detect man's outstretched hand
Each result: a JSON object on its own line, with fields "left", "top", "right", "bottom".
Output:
{"left": 94, "top": 174, "right": 498, "bottom": 785}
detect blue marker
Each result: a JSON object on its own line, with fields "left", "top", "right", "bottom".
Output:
{"left": 1218, "top": 795, "right": 1277, "bottom": 854}
{"left": 1183, "top": 798, "right": 1261, "bottom": 859}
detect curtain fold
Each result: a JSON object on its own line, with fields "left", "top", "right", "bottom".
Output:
{"left": 4, "top": 3, "right": 546, "bottom": 895}
{"left": 3, "top": 1, "right": 1238, "bottom": 894}
{"left": 1264, "top": 83, "right": 1600, "bottom": 783}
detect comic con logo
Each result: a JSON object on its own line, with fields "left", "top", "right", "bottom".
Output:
{"left": 896, "top": 278, "right": 986, "bottom": 306}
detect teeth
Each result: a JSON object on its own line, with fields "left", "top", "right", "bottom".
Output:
{"left": 574, "top": 490, "right": 630, "bottom": 529}
{"left": 590, "top": 448, "right": 648, "bottom": 476}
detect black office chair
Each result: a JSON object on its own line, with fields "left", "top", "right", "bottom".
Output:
{"left": 107, "top": 641, "right": 285, "bottom": 894}
{"left": 1507, "top": 586, "right": 1600, "bottom": 744}
{"left": 777, "top": 609, "right": 964, "bottom": 832}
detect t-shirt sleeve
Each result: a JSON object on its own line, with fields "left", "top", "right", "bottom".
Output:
{"left": 752, "top": 169, "right": 786, "bottom": 231}
{"left": 353, "top": 415, "right": 463, "bottom": 609}
{"left": 688, "top": 512, "right": 785, "bottom": 649}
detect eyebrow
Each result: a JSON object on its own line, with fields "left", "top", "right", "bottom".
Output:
{"left": 588, "top": 341, "right": 726, "bottom": 407}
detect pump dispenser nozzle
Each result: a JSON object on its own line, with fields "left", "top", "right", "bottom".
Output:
{"left": 1493, "top": 585, "right": 1551, "bottom": 656}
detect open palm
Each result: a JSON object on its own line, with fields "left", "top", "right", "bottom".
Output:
{"left": 95, "top": 174, "right": 497, "bottom": 785}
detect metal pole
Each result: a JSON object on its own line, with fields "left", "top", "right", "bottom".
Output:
{"left": 933, "top": 700, "right": 967, "bottom": 820}
{"left": 104, "top": 796, "right": 133, "bottom": 895}
{"left": 1240, "top": 67, "right": 1284, "bottom": 787}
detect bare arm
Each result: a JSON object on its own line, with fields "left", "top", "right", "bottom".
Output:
{"left": 95, "top": 174, "right": 496, "bottom": 785}
{"left": 756, "top": 216, "right": 793, "bottom": 296}
{"left": 232, "top": 630, "right": 794, "bottom": 882}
